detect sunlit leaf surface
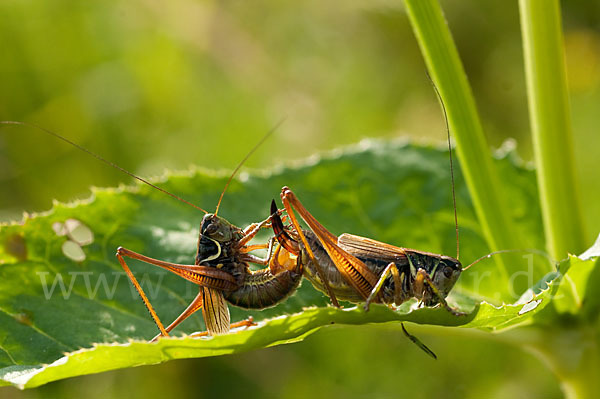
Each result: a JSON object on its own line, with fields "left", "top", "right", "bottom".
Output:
{"left": 1, "top": 140, "right": 590, "bottom": 388}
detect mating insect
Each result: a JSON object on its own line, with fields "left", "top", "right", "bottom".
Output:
{"left": 269, "top": 86, "right": 466, "bottom": 318}
{"left": 270, "top": 185, "right": 466, "bottom": 359}
{"left": 267, "top": 84, "right": 497, "bottom": 357}
{"left": 2, "top": 121, "right": 301, "bottom": 341}
{"left": 270, "top": 188, "right": 467, "bottom": 359}
{"left": 271, "top": 189, "right": 463, "bottom": 315}
{"left": 117, "top": 207, "right": 302, "bottom": 342}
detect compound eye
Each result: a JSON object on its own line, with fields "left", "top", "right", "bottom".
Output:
{"left": 443, "top": 265, "right": 454, "bottom": 278}
{"left": 204, "top": 223, "right": 218, "bottom": 236}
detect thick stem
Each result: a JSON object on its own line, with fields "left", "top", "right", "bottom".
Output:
{"left": 404, "top": 0, "right": 526, "bottom": 296}
{"left": 519, "top": 0, "right": 587, "bottom": 259}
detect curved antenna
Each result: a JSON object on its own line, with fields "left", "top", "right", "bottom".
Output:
{"left": 462, "top": 248, "right": 555, "bottom": 271}
{"left": 427, "top": 72, "right": 459, "bottom": 260}
{"left": 1, "top": 121, "right": 208, "bottom": 214}
{"left": 214, "top": 118, "right": 286, "bottom": 216}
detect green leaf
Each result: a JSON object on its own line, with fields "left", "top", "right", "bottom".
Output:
{"left": 0, "top": 140, "right": 559, "bottom": 388}
{"left": 556, "top": 236, "right": 600, "bottom": 322}
{"left": 553, "top": 256, "right": 598, "bottom": 315}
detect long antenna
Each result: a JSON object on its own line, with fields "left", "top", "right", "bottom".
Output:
{"left": 462, "top": 248, "right": 555, "bottom": 271}
{"left": 214, "top": 118, "right": 286, "bottom": 216}
{"left": 1, "top": 121, "right": 208, "bottom": 213}
{"left": 426, "top": 74, "right": 460, "bottom": 260}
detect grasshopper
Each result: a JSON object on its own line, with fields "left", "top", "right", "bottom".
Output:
{"left": 268, "top": 84, "right": 465, "bottom": 317}
{"left": 2, "top": 121, "right": 301, "bottom": 341}
{"left": 266, "top": 84, "right": 495, "bottom": 358}
{"left": 270, "top": 190, "right": 463, "bottom": 315}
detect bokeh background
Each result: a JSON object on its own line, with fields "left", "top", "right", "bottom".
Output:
{"left": 1, "top": 0, "right": 598, "bottom": 397}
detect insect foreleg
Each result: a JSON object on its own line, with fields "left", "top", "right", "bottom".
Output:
{"left": 417, "top": 269, "right": 465, "bottom": 317}
{"left": 240, "top": 243, "right": 270, "bottom": 253}
{"left": 236, "top": 213, "right": 279, "bottom": 248}
{"left": 239, "top": 236, "right": 278, "bottom": 266}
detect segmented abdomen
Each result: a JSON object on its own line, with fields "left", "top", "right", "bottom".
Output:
{"left": 224, "top": 266, "right": 302, "bottom": 309}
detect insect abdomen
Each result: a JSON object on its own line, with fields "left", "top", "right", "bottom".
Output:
{"left": 224, "top": 262, "right": 302, "bottom": 309}
{"left": 300, "top": 231, "right": 385, "bottom": 302}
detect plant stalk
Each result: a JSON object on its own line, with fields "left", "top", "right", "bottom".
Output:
{"left": 403, "top": 0, "right": 522, "bottom": 284}
{"left": 519, "top": 0, "right": 586, "bottom": 259}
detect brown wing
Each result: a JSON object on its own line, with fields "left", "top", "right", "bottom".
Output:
{"left": 201, "top": 287, "right": 231, "bottom": 335}
{"left": 338, "top": 233, "right": 409, "bottom": 265}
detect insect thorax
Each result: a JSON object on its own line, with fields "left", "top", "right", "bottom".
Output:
{"left": 195, "top": 214, "right": 248, "bottom": 283}
{"left": 405, "top": 251, "right": 462, "bottom": 305}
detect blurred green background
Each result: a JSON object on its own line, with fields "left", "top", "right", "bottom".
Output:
{"left": 1, "top": 0, "right": 598, "bottom": 397}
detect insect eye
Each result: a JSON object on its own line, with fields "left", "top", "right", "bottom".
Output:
{"left": 204, "top": 223, "right": 218, "bottom": 235}
{"left": 443, "top": 266, "right": 454, "bottom": 278}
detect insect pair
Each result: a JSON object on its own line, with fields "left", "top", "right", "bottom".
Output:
{"left": 120, "top": 182, "right": 467, "bottom": 346}
{"left": 2, "top": 112, "right": 482, "bottom": 356}
{"left": 111, "top": 158, "right": 468, "bottom": 347}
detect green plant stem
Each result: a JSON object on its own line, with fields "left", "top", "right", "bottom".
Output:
{"left": 403, "top": 0, "right": 520, "bottom": 282}
{"left": 519, "top": 0, "right": 586, "bottom": 259}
